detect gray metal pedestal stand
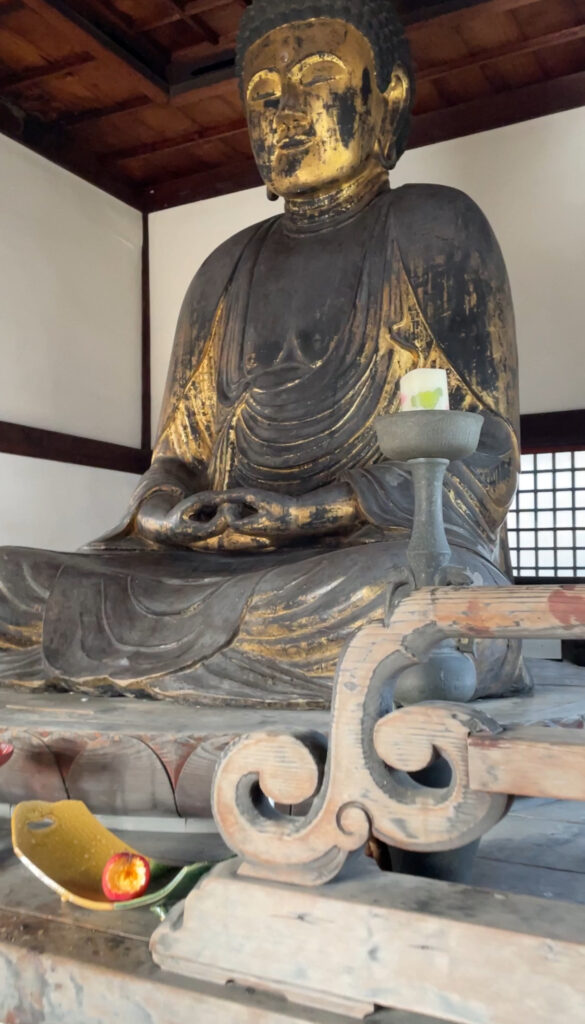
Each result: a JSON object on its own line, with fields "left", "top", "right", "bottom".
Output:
{"left": 376, "top": 409, "right": 484, "bottom": 883}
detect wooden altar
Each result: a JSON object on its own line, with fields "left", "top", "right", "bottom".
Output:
{"left": 2, "top": 584, "right": 585, "bottom": 1023}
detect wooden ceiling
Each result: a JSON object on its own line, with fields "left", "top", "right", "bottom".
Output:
{"left": 0, "top": 0, "right": 584, "bottom": 212}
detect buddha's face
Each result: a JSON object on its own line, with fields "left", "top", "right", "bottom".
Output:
{"left": 243, "top": 19, "right": 390, "bottom": 198}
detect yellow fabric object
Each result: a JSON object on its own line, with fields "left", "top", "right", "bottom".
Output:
{"left": 11, "top": 799, "right": 138, "bottom": 911}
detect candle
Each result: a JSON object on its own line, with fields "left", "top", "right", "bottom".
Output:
{"left": 400, "top": 368, "right": 449, "bottom": 411}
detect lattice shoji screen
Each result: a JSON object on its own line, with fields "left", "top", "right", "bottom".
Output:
{"left": 508, "top": 451, "right": 585, "bottom": 580}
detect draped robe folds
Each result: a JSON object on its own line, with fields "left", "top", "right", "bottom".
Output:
{"left": 0, "top": 185, "right": 529, "bottom": 706}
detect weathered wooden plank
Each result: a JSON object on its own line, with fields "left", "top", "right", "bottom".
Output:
{"left": 152, "top": 857, "right": 585, "bottom": 1023}
{"left": 0, "top": 864, "right": 443, "bottom": 1024}
{"left": 470, "top": 726, "right": 585, "bottom": 799}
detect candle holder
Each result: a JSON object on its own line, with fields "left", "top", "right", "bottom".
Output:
{"left": 375, "top": 409, "right": 484, "bottom": 706}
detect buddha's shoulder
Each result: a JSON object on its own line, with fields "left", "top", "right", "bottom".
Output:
{"left": 389, "top": 183, "right": 495, "bottom": 246}
{"left": 193, "top": 217, "right": 277, "bottom": 285}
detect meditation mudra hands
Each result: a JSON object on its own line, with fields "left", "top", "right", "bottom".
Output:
{"left": 136, "top": 484, "right": 357, "bottom": 551}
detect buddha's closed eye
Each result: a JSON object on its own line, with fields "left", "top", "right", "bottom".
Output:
{"left": 298, "top": 59, "right": 345, "bottom": 88}
{"left": 248, "top": 71, "right": 282, "bottom": 103}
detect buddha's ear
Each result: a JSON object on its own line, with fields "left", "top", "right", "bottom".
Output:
{"left": 377, "top": 65, "right": 411, "bottom": 171}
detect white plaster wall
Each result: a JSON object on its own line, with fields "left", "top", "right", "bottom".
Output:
{"left": 0, "top": 134, "right": 143, "bottom": 447}
{"left": 0, "top": 453, "right": 136, "bottom": 551}
{"left": 149, "top": 107, "right": 585, "bottom": 429}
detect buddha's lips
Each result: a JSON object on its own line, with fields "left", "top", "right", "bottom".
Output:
{"left": 102, "top": 852, "right": 151, "bottom": 902}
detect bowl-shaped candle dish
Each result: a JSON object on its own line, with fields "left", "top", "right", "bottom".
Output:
{"left": 375, "top": 410, "right": 483, "bottom": 463}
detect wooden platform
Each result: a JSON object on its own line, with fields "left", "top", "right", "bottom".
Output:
{"left": 2, "top": 787, "right": 585, "bottom": 1024}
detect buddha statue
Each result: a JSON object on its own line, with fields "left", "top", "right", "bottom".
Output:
{"left": 0, "top": 0, "right": 529, "bottom": 707}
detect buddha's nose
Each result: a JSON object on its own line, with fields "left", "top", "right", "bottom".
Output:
{"left": 274, "top": 83, "right": 311, "bottom": 135}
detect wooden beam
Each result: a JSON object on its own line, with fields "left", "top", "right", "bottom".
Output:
{"left": 107, "top": 117, "right": 247, "bottom": 162}
{"left": 142, "top": 156, "right": 260, "bottom": 211}
{"left": 418, "top": 24, "right": 585, "bottom": 83}
{"left": 55, "top": 95, "right": 152, "bottom": 127}
{"left": 20, "top": 0, "right": 168, "bottom": 101}
{"left": 0, "top": 52, "right": 94, "bottom": 90}
{"left": 469, "top": 726, "right": 585, "bottom": 800}
{"left": 521, "top": 409, "right": 585, "bottom": 453}
{"left": 0, "top": 421, "right": 148, "bottom": 474}
{"left": 409, "top": 68, "right": 585, "bottom": 149}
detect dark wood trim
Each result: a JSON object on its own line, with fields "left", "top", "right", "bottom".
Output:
{"left": 520, "top": 410, "right": 585, "bottom": 454}
{"left": 0, "top": 98, "right": 140, "bottom": 209}
{"left": 0, "top": 422, "right": 149, "bottom": 474}
{"left": 0, "top": 409, "right": 579, "bottom": 478}
{"left": 0, "top": 407, "right": 579, "bottom": 489}
{"left": 142, "top": 157, "right": 262, "bottom": 212}
{"left": 514, "top": 577, "right": 582, "bottom": 586}
{"left": 409, "top": 69, "right": 585, "bottom": 151}
{"left": 141, "top": 212, "right": 151, "bottom": 454}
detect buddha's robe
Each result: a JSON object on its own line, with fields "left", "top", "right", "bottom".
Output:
{"left": 0, "top": 185, "right": 528, "bottom": 705}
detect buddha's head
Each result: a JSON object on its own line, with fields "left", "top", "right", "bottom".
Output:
{"left": 237, "top": 0, "right": 414, "bottom": 200}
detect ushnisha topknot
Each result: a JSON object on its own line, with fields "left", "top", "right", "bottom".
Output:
{"left": 236, "top": 0, "right": 414, "bottom": 161}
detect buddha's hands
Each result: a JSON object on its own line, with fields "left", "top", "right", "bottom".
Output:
{"left": 158, "top": 484, "right": 358, "bottom": 550}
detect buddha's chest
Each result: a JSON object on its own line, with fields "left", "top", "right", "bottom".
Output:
{"left": 242, "top": 221, "right": 370, "bottom": 379}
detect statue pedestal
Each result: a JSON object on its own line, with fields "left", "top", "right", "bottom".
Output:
{"left": 0, "top": 660, "right": 584, "bottom": 862}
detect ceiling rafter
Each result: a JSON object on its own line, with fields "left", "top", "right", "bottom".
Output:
{"left": 54, "top": 95, "right": 152, "bottom": 127}
{"left": 141, "top": 154, "right": 260, "bottom": 210}
{"left": 20, "top": 0, "right": 169, "bottom": 101}
{"left": 106, "top": 116, "right": 247, "bottom": 162}
{"left": 133, "top": 0, "right": 236, "bottom": 35}
{"left": 418, "top": 22, "right": 585, "bottom": 81}
{"left": 0, "top": 52, "right": 95, "bottom": 90}
{"left": 165, "top": 0, "right": 219, "bottom": 45}
{"left": 409, "top": 67, "right": 585, "bottom": 148}
{"left": 405, "top": 0, "right": 542, "bottom": 29}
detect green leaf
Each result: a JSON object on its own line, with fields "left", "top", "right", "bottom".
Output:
{"left": 415, "top": 388, "right": 444, "bottom": 410}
